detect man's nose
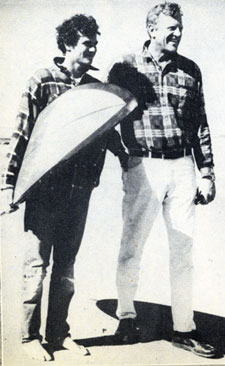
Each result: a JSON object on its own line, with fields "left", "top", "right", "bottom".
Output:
{"left": 89, "top": 46, "right": 96, "bottom": 53}
{"left": 174, "top": 27, "right": 182, "bottom": 37}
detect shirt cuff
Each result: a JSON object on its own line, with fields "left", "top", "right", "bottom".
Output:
{"left": 200, "top": 167, "right": 215, "bottom": 181}
{"left": 113, "top": 148, "right": 127, "bottom": 157}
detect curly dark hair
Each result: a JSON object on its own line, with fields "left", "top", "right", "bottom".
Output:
{"left": 56, "top": 14, "right": 100, "bottom": 54}
{"left": 146, "top": 2, "right": 183, "bottom": 28}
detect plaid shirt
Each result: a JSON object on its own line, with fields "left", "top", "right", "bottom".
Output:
{"left": 1, "top": 59, "right": 125, "bottom": 191}
{"left": 115, "top": 41, "right": 214, "bottom": 174}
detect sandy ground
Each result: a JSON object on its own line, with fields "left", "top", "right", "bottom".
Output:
{"left": 1, "top": 135, "right": 225, "bottom": 366}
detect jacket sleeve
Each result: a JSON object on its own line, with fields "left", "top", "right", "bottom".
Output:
{"left": 106, "top": 128, "right": 126, "bottom": 156}
{"left": 1, "top": 72, "right": 43, "bottom": 190}
{"left": 192, "top": 69, "right": 215, "bottom": 178}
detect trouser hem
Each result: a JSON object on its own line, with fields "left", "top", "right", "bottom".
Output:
{"left": 45, "top": 333, "right": 71, "bottom": 347}
{"left": 22, "top": 335, "right": 43, "bottom": 343}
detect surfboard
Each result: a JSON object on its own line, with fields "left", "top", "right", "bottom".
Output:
{"left": 13, "top": 83, "right": 137, "bottom": 205}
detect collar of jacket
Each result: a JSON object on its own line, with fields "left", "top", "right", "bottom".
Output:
{"left": 142, "top": 40, "right": 178, "bottom": 68}
{"left": 54, "top": 56, "right": 99, "bottom": 74}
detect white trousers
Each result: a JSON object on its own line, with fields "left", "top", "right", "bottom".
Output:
{"left": 116, "top": 155, "right": 197, "bottom": 332}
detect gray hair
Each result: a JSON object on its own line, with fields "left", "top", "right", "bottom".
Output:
{"left": 146, "top": 2, "right": 183, "bottom": 28}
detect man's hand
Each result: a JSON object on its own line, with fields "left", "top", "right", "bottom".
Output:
{"left": 195, "top": 178, "right": 216, "bottom": 205}
{"left": 0, "top": 189, "right": 18, "bottom": 215}
{"left": 123, "top": 155, "right": 143, "bottom": 172}
{"left": 117, "top": 152, "right": 143, "bottom": 172}
{"left": 117, "top": 151, "right": 129, "bottom": 171}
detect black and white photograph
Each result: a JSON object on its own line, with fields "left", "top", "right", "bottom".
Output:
{"left": 0, "top": 0, "right": 225, "bottom": 365}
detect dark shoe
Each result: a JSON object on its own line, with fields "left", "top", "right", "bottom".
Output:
{"left": 114, "top": 318, "right": 140, "bottom": 344}
{"left": 172, "top": 330, "right": 217, "bottom": 358}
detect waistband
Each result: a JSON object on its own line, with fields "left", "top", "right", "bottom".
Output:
{"left": 128, "top": 147, "right": 192, "bottom": 159}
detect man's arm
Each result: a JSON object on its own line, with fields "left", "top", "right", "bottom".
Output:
{"left": 106, "top": 59, "right": 152, "bottom": 170}
{"left": 1, "top": 72, "right": 43, "bottom": 212}
{"left": 193, "top": 69, "right": 214, "bottom": 176}
{"left": 106, "top": 129, "right": 129, "bottom": 170}
{"left": 193, "top": 70, "right": 215, "bottom": 204}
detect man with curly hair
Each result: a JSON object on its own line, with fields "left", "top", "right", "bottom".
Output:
{"left": 108, "top": 2, "right": 218, "bottom": 359}
{"left": 1, "top": 14, "right": 128, "bottom": 361}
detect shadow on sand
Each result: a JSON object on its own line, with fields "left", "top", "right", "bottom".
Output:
{"left": 74, "top": 299, "right": 225, "bottom": 357}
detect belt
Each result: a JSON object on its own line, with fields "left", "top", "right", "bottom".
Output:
{"left": 128, "top": 147, "right": 192, "bottom": 159}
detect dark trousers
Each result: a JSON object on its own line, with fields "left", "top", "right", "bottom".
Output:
{"left": 22, "top": 185, "right": 93, "bottom": 344}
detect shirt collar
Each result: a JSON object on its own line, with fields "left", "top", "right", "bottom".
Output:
{"left": 53, "top": 56, "right": 99, "bottom": 85}
{"left": 142, "top": 40, "right": 178, "bottom": 69}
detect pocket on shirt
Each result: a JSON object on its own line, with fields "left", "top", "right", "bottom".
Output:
{"left": 179, "top": 84, "right": 196, "bottom": 99}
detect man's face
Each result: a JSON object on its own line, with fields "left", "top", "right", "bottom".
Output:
{"left": 149, "top": 13, "right": 183, "bottom": 54}
{"left": 65, "top": 34, "right": 98, "bottom": 74}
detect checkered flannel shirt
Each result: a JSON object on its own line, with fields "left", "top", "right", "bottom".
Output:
{"left": 119, "top": 41, "right": 214, "bottom": 178}
{"left": 1, "top": 60, "right": 125, "bottom": 190}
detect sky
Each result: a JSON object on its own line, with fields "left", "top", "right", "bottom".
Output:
{"left": 0, "top": 0, "right": 225, "bottom": 137}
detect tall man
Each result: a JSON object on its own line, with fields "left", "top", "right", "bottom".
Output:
{"left": 108, "top": 2, "right": 217, "bottom": 358}
{"left": 1, "top": 14, "right": 128, "bottom": 361}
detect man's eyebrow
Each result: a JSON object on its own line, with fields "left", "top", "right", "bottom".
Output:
{"left": 83, "top": 40, "right": 98, "bottom": 45}
{"left": 167, "top": 25, "right": 183, "bottom": 30}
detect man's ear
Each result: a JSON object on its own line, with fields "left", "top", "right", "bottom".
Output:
{"left": 147, "top": 24, "right": 157, "bottom": 39}
{"left": 65, "top": 45, "right": 72, "bottom": 53}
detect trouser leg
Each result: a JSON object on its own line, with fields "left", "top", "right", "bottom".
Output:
{"left": 22, "top": 232, "right": 51, "bottom": 342}
{"left": 116, "top": 160, "right": 164, "bottom": 319}
{"left": 45, "top": 187, "right": 92, "bottom": 344}
{"left": 163, "top": 156, "right": 197, "bottom": 332}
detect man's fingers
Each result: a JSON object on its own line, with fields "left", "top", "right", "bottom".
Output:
{"left": 194, "top": 190, "right": 209, "bottom": 205}
{"left": 0, "top": 205, "right": 19, "bottom": 216}
{"left": 9, "top": 205, "right": 19, "bottom": 213}
{"left": 9, "top": 204, "right": 19, "bottom": 213}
